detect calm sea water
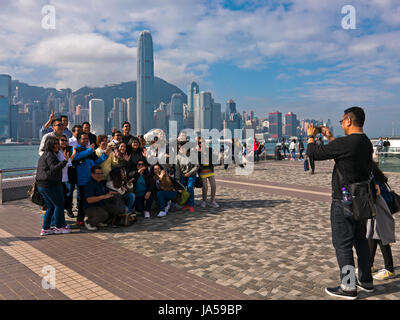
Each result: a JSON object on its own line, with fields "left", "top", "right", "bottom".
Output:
{"left": 1, "top": 142, "right": 399, "bottom": 172}
{"left": 0, "top": 145, "right": 40, "bottom": 170}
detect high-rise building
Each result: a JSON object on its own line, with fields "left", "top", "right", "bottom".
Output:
{"left": 137, "top": 30, "right": 154, "bottom": 135}
{"left": 0, "top": 74, "right": 11, "bottom": 138}
{"left": 268, "top": 111, "right": 282, "bottom": 139}
{"left": 89, "top": 99, "right": 105, "bottom": 135}
{"left": 84, "top": 93, "right": 94, "bottom": 109}
{"left": 127, "top": 97, "right": 136, "bottom": 134}
{"left": 154, "top": 103, "right": 167, "bottom": 133}
{"left": 284, "top": 112, "right": 297, "bottom": 137}
{"left": 9, "top": 104, "right": 19, "bottom": 140}
{"left": 187, "top": 81, "right": 199, "bottom": 113}
{"left": 225, "top": 99, "right": 237, "bottom": 121}
{"left": 169, "top": 93, "right": 184, "bottom": 133}
{"left": 194, "top": 91, "right": 213, "bottom": 131}
{"left": 211, "top": 102, "right": 221, "bottom": 130}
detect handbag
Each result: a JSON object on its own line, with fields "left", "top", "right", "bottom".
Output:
{"left": 104, "top": 193, "right": 126, "bottom": 217}
{"left": 195, "top": 175, "right": 203, "bottom": 188}
{"left": 27, "top": 182, "right": 45, "bottom": 207}
{"left": 386, "top": 183, "right": 400, "bottom": 215}
{"left": 175, "top": 189, "right": 190, "bottom": 206}
{"left": 304, "top": 159, "right": 309, "bottom": 171}
{"left": 337, "top": 165, "right": 376, "bottom": 221}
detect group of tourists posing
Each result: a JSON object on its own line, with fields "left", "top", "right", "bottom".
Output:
{"left": 35, "top": 115, "right": 223, "bottom": 236}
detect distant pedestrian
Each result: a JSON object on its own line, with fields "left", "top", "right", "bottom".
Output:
{"left": 289, "top": 139, "right": 296, "bottom": 160}
{"left": 383, "top": 137, "right": 390, "bottom": 158}
{"left": 298, "top": 139, "right": 305, "bottom": 160}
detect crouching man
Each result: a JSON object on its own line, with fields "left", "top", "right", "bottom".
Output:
{"left": 83, "top": 166, "right": 117, "bottom": 231}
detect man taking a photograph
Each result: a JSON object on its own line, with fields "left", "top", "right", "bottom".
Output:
{"left": 306, "top": 106, "right": 374, "bottom": 300}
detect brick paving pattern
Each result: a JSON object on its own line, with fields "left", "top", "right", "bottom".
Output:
{"left": 1, "top": 159, "right": 400, "bottom": 300}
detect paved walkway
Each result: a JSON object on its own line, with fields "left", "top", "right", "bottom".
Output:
{"left": 1, "top": 160, "right": 400, "bottom": 300}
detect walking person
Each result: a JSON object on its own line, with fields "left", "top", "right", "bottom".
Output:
{"left": 307, "top": 106, "right": 374, "bottom": 299}
{"left": 367, "top": 161, "right": 396, "bottom": 280}
{"left": 383, "top": 137, "right": 390, "bottom": 159}
{"left": 198, "top": 138, "right": 219, "bottom": 208}
{"left": 36, "top": 137, "right": 71, "bottom": 236}
{"left": 289, "top": 139, "right": 296, "bottom": 160}
{"left": 298, "top": 139, "right": 305, "bottom": 160}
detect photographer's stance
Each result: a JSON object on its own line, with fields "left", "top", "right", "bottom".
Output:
{"left": 306, "top": 106, "right": 374, "bottom": 299}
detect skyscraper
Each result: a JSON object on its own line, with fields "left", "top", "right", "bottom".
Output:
{"left": 194, "top": 91, "right": 213, "bottom": 131}
{"left": 187, "top": 81, "right": 199, "bottom": 113}
{"left": 137, "top": 30, "right": 154, "bottom": 135}
{"left": 0, "top": 74, "right": 11, "bottom": 138}
{"left": 225, "top": 99, "right": 237, "bottom": 121}
{"left": 284, "top": 112, "right": 297, "bottom": 137}
{"left": 268, "top": 111, "right": 282, "bottom": 139}
{"left": 211, "top": 102, "right": 221, "bottom": 130}
{"left": 169, "top": 93, "right": 184, "bottom": 133}
{"left": 127, "top": 97, "right": 136, "bottom": 134}
{"left": 89, "top": 99, "right": 105, "bottom": 135}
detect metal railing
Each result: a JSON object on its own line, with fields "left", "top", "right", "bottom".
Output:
{"left": 0, "top": 167, "right": 37, "bottom": 204}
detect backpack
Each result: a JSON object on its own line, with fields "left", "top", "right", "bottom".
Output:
{"left": 27, "top": 182, "right": 45, "bottom": 207}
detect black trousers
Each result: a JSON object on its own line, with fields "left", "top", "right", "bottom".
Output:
{"left": 309, "top": 157, "right": 315, "bottom": 172}
{"left": 368, "top": 239, "right": 394, "bottom": 273}
{"left": 331, "top": 199, "right": 373, "bottom": 289}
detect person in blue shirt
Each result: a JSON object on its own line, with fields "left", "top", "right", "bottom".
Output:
{"left": 73, "top": 132, "right": 111, "bottom": 225}
{"left": 84, "top": 166, "right": 117, "bottom": 231}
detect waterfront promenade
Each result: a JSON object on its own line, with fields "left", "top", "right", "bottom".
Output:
{"left": 1, "top": 160, "right": 400, "bottom": 300}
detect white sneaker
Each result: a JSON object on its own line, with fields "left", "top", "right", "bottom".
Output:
{"left": 201, "top": 201, "right": 207, "bottom": 208}
{"left": 84, "top": 221, "right": 97, "bottom": 231}
{"left": 157, "top": 211, "right": 167, "bottom": 217}
{"left": 210, "top": 201, "right": 220, "bottom": 208}
{"left": 165, "top": 201, "right": 171, "bottom": 213}
{"left": 144, "top": 211, "right": 150, "bottom": 219}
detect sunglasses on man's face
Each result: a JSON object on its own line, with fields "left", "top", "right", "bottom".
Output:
{"left": 137, "top": 163, "right": 145, "bottom": 166}
{"left": 60, "top": 139, "right": 68, "bottom": 142}
{"left": 54, "top": 123, "right": 63, "bottom": 127}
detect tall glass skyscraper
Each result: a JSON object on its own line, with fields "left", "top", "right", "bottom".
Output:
{"left": 136, "top": 30, "right": 154, "bottom": 135}
{"left": 225, "top": 99, "right": 237, "bottom": 121}
{"left": 268, "top": 111, "right": 282, "bottom": 139}
{"left": 187, "top": 81, "right": 199, "bottom": 113}
{"left": 0, "top": 74, "right": 11, "bottom": 138}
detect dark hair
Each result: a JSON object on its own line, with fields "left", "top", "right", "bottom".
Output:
{"left": 60, "top": 115, "right": 68, "bottom": 120}
{"left": 344, "top": 106, "right": 365, "bottom": 127}
{"left": 122, "top": 122, "right": 131, "bottom": 128}
{"left": 96, "top": 134, "right": 108, "bottom": 146}
{"left": 90, "top": 165, "right": 102, "bottom": 174}
{"left": 109, "top": 167, "right": 124, "bottom": 189}
{"left": 82, "top": 121, "right": 90, "bottom": 127}
{"left": 72, "top": 125, "right": 82, "bottom": 133}
{"left": 112, "top": 130, "right": 122, "bottom": 137}
{"left": 51, "top": 118, "right": 62, "bottom": 126}
{"left": 77, "top": 132, "right": 88, "bottom": 141}
{"left": 129, "top": 136, "right": 140, "bottom": 145}
{"left": 372, "top": 161, "right": 388, "bottom": 184}
{"left": 150, "top": 163, "right": 162, "bottom": 175}
{"left": 44, "top": 136, "right": 60, "bottom": 152}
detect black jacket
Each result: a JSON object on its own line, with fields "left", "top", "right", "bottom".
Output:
{"left": 36, "top": 151, "right": 68, "bottom": 188}
{"left": 130, "top": 169, "right": 155, "bottom": 194}
{"left": 127, "top": 148, "right": 147, "bottom": 174}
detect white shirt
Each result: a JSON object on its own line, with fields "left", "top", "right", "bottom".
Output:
{"left": 57, "top": 150, "right": 72, "bottom": 183}
{"left": 289, "top": 142, "right": 296, "bottom": 150}
{"left": 69, "top": 136, "right": 78, "bottom": 148}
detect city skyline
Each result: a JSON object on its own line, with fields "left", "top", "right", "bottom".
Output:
{"left": 1, "top": 1, "right": 399, "bottom": 137}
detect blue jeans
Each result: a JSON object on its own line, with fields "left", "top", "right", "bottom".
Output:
{"left": 330, "top": 199, "right": 372, "bottom": 290}
{"left": 157, "top": 191, "right": 177, "bottom": 211}
{"left": 124, "top": 192, "right": 135, "bottom": 213}
{"left": 64, "top": 182, "right": 75, "bottom": 210}
{"left": 290, "top": 150, "right": 295, "bottom": 159}
{"left": 180, "top": 176, "right": 196, "bottom": 207}
{"left": 38, "top": 184, "right": 66, "bottom": 229}
{"left": 135, "top": 193, "right": 154, "bottom": 212}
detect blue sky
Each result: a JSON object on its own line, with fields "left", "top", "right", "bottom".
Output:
{"left": 0, "top": 0, "right": 399, "bottom": 137}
